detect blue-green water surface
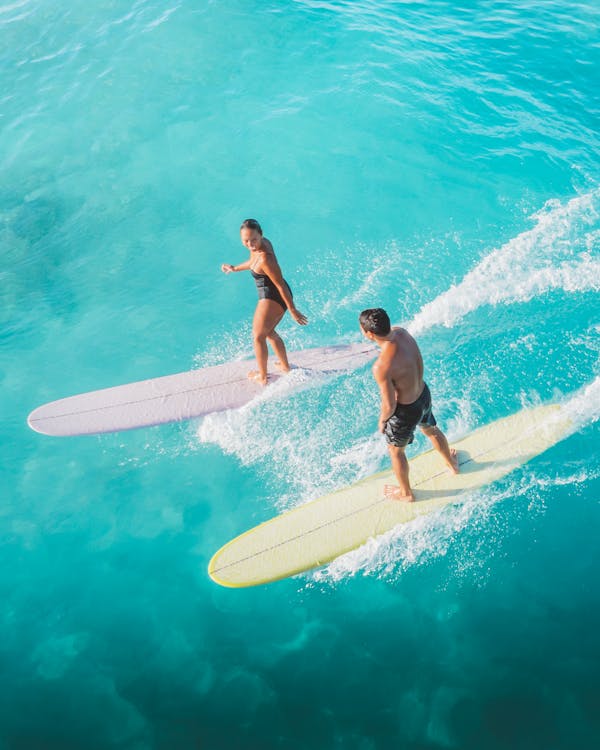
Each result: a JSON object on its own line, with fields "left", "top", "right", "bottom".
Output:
{"left": 1, "top": 1, "right": 599, "bottom": 748}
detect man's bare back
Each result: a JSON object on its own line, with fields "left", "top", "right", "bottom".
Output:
{"left": 375, "top": 327, "right": 425, "bottom": 406}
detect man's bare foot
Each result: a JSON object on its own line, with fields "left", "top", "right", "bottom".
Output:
{"left": 384, "top": 484, "right": 415, "bottom": 502}
{"left": 446, "top": 448, "right": 459, "bottom": 475}
{"left": 247, "top": 370, "right": 268, "bottom": 386}
{"left": 272, "top": 359, "right": 291, "bottom": 374}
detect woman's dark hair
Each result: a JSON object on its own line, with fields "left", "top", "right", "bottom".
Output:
{"left": 240, "top": 218, "right": 263, "bottom": 234}
{"left": 359, "top": 308, "right": 391, "bottom": 336}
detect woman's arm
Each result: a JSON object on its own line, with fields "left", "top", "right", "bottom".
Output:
{"left": 261, "top": 254, "right": 308, "bottom": 325}
{"left": 221, "top": 258, "right": 253, "bottom": 274}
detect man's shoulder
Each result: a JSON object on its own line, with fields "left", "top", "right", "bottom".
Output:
{"left": 372, "top": 358, "right": 387, "bottom": 383}
{"left": 392, "top": 326, "right": 418, "bottom": 348}
{"left": 372, "top": 346, "right": 395, "bottom": 379}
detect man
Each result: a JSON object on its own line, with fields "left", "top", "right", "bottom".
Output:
{"left": 359, "top": 308, "right": 459, "bottom": 501}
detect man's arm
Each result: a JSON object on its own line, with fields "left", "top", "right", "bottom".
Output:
{"left": 373, "top": 360, "right": 397, "bottom": 433}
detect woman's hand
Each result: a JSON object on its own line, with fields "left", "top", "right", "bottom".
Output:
{"left": 221, "top": 263, "right": 235, "bottom": 274}
{"left": 290, "top": 308, "right": 308, "bottom": 325}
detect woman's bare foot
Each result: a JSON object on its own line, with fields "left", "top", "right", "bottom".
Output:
{"left": 272, "top": 359, "right": 291, "bottom": 374}
{"left": 247, "top": 370, "right": 268, "bottom": 386}
{"left": 384, "top": 484, "right": 415, "bottom": 502}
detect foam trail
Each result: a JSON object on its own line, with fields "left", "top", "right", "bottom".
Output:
{"left": 560, "top": 374, "right": 600, "bottom": 429}
{"left": 196, "top": 372, "right": 381, "bottom": 506}
{"left": 310, "top": 459, "right": 600, "bottom": 589}
{"left": 322, "top": 255, "right": 398, "bottom": 317}
{"left": 408, "top": 190, "right": 600, "bottom": 336}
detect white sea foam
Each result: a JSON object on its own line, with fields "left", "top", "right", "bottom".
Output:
{"left": 408, "top": 190, "right": 600, "bottom": 336}
{"left": 561, "top": 374, "right": 600, "bottom": 429}
{"left": 192, "top": 321, "right": 254, "bottom": 368}
{"left": 308, "top": 471, "right": 583, "bottom": 588}
{"left": 196, "top": 367, "right": 332, "bottom": 471}
{"left": 320, "top": 250, "right": 402, "bottom": 317}
{"left": 197, "top": 371, "right": 382, "bottom": 506}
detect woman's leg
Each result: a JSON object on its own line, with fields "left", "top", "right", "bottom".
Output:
{"left": 249, "top": 300, "right": 285, "bottom": 384}
{"left": 266, "top": 328, "right": 290, "bottom": 372}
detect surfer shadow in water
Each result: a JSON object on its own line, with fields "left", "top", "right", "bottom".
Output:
{"left": 221, "top": 219, "right": 308, "bottom": 386}
{"left": 359, "top": 307, "right": 460, "bottom": 502}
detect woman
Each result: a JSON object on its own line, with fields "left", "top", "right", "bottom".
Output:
{"left": 221, "top": 219, "right": 308, "bottom": 385}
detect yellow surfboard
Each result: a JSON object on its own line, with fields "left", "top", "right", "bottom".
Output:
{"left": 209, "top": 403, "right": 572, "bottom": 588}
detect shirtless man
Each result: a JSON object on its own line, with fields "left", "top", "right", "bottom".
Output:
{"left": 359, "top": 308, "right": 459, "bottom": 501}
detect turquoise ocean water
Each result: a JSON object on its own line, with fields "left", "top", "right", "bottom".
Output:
{"left": 2, "top": 0, "right": 599, "bottom": 747}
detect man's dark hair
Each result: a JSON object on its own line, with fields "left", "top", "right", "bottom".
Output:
{"left": 359, "top": 308, "right": 391, "bottom": 336}
{"left": 240, "top": 218, "right": 263, "bottom": 234}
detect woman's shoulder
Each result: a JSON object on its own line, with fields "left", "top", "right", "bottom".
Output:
{"left": 259, "top": 238, "right": 279, "bottom": 267}
{"left": 261, "top": 237, "right": 275, "bottom": 253}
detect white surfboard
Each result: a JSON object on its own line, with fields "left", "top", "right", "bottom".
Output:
{"left": 208, "top": 403, "right": 573, "bottom": 588}
{"left": 27, "top": 343, "right": 376, "bottom": 436}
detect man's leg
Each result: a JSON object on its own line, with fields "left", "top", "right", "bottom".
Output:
{"left": 421, "top": 426, "right": 459, "bottom": 474}
{"left": 384, "top": 444, "right": 415, "bottom": 502}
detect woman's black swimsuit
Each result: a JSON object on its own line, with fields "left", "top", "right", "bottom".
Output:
{"left": 383, "top": 382, "right": 437, "bottom": 448}
{"left": 251, "top": 270, "right": 292, "bottom": 311}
